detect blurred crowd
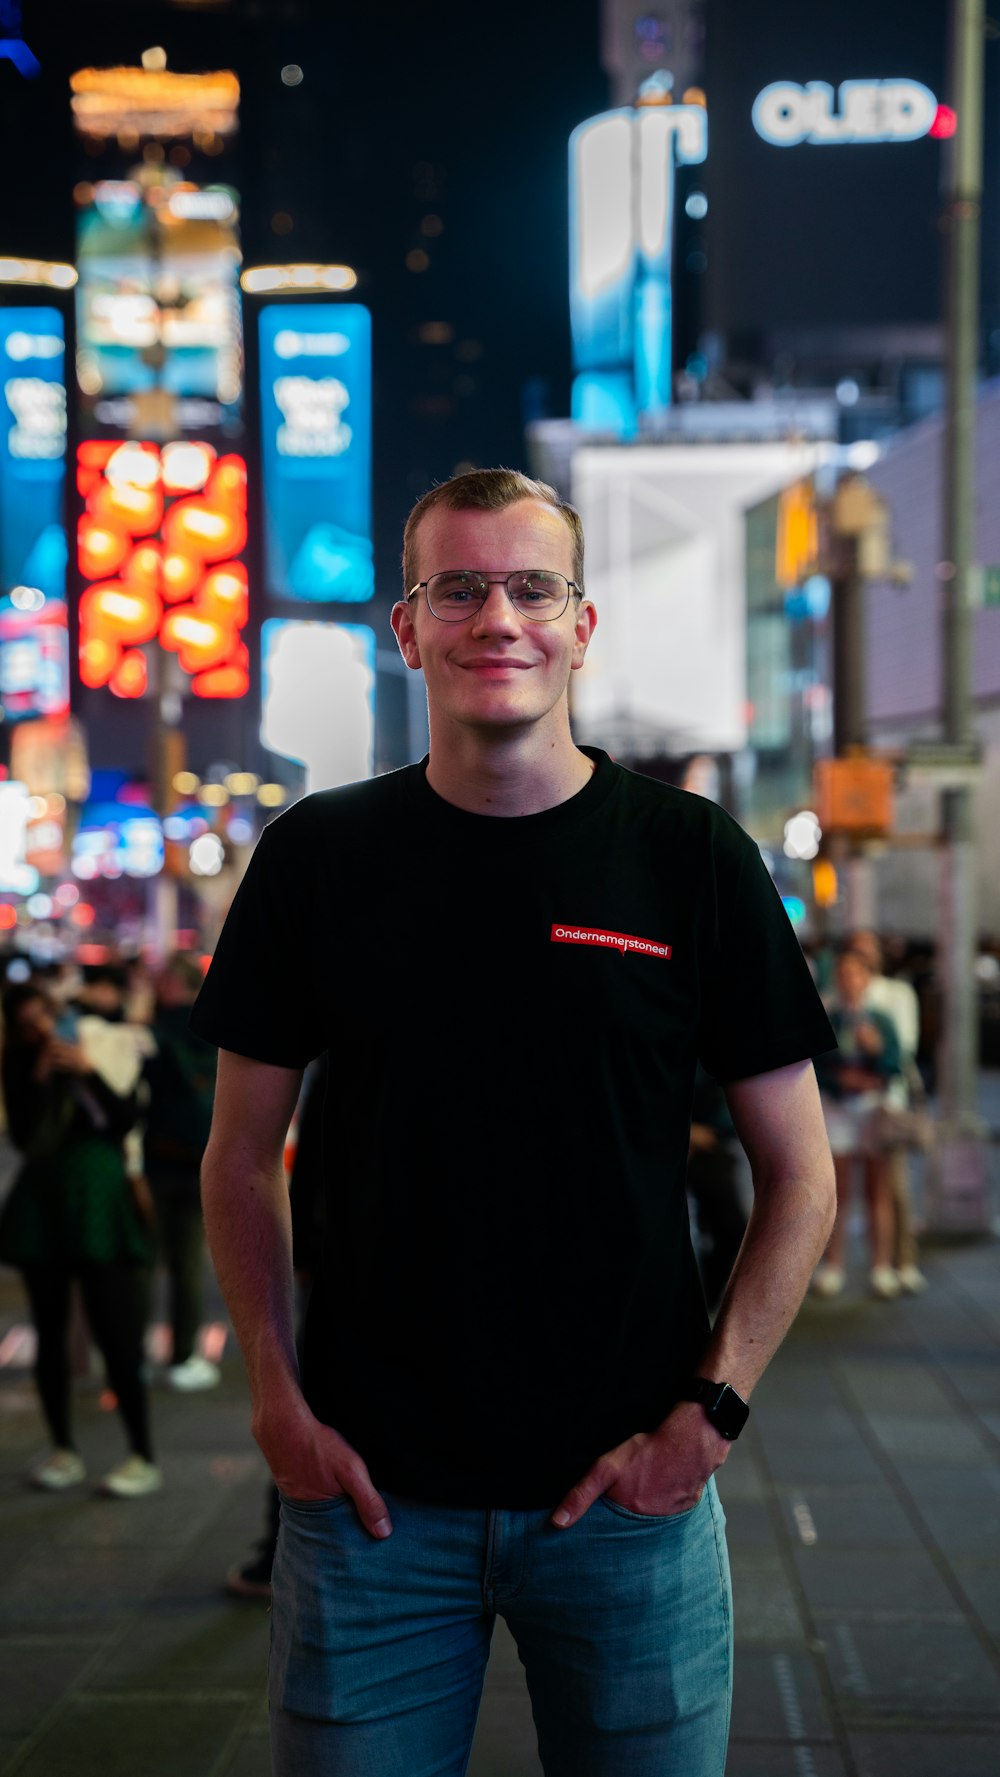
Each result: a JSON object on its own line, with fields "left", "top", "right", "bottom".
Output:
{"left": 0, "top": 952, "right": 216, "bottom": 1498}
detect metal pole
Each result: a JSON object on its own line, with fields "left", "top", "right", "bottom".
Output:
{"left": 931, "top": 0, "right": 989, "bottom": 1226}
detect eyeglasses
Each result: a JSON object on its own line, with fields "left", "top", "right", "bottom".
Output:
{"left": 407, "top": 569, "right": 580, "bottom": 623}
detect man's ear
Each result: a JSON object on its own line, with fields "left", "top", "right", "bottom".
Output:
{"left": 391, "top": 599, "right": 422, "bottom": 671}
{"left": 570, "top": 598, "right": 597, "bottom": 671}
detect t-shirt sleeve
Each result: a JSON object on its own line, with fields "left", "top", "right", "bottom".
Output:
{"left": 697, "top": 827, "right": 837, "bottom": 1084}
{"left": 189, "top": 818, "right": 326, "bottom": 1068}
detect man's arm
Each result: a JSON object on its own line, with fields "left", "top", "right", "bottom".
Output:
{"left": 552, "top": 1059, "right": 835, "bottom": 1525}
{"left": 201, "top": 1050, "right": 393, "bottom": 1537}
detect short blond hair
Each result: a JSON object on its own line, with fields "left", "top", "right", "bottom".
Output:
{"left": 402, "top": 468, "right": 585, "bottom": 598}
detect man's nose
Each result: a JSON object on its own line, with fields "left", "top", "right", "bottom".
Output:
{"left": 471, "top": 580, "right": 520, "bottom": 634}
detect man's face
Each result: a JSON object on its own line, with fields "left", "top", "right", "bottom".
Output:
{"left": 391, "top": 500, "right": 596, "bottom": 739}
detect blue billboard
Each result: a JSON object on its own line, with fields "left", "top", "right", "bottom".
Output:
{"left": 0, "top": 307, "right": 67, "bottom": 599}
{"left": 259, "top": 304, "right": 372, "bottom": 603}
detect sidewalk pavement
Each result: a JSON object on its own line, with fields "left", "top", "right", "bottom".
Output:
{"left": 0, "top": 1113, "right": 998, "bottom": 1775}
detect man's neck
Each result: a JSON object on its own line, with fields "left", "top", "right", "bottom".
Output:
{"left": 424, "top": 724, "right": 595, "bottom": 817}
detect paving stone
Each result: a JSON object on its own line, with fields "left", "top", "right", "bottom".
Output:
{"left": 793, "top": 1548, "right": 962, "bottom": 1618}
{"left": 10, "top": 1697, "right": 248, "bottom": 1777}
{"left": 719, "top": 1497, "right": 780, "bottom": 1555}
{"left": 823, "top": 1618, "right": 1000, "bottom": 1715}
{"left": 933, "top": 1358, "right": 1000, "bottom": 1412}
{"left": 217, "top": 1722, "right": 272, "bottom": 1777}
{"left": 778, "top": 1488, "right": 923, "bottom": 1551}
{"left": 715, "top": 1443, "right": 767, "bottom": 1504}
{"left": 847, "top": 1730, "right": 1000, "bottom": 1777}
{"left": 84, "top": 1599, "right": 269, "bottom": 1694}
{"left": 864, "top": 1412, "right": 993, "bottom": 1465}
{"left": 467, "top": 1685, "right": 543, "bottom": 1776}
{"left": 898, "top": 1469, "right": 1000, "bottom": 1556}
{"left": 948, "top": 1559, "right": 1000, "bottom": 1641}
{"left": 730, "top": 1648, "right": 837, "bottom": 1742}
{"left": 837, "top": 1363, "right": 957, "bottom": 1416}
{"left": 759, "top": 1435, "right": 885, "bottom": 1487}
{"left": 0, "top": 1545, "right": 174, "bottom": 1637}
{"left": 726, "top": 1745, "right": 849, "bottom": 1776}
{"left": 730, "top": 1556, "right": 805, "bottom": 1644}
{"left": 746, "top": 1366, "right": 846, "bottom": 1412}
{"left": 752, "top": 1407, "right": 863, "bottom": 1447}
{"left": 0, "top": 1640, "right": 101, "bottom": 1735}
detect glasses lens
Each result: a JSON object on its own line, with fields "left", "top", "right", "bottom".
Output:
{"left": 508, "top": 570, "right": 570, "bottom": 620}
{"left": 426, "top": 571, "right": 485, "bottom": 619}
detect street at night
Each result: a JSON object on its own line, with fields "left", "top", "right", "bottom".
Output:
{"left": 2, "top": 2, "right": 1000, "bottom": 1774}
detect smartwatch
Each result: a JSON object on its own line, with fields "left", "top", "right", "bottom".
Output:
{"left": 682, "top": 1377, "right": 750, "bottom": 1441}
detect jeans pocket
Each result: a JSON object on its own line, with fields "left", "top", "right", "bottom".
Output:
{"left": 596, "top": 1489, "right": 704, "bottom": 1525}
{"left": 278, "top": 1489, "right": 352, "bottom": 1513}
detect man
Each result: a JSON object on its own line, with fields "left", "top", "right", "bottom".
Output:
{"left": 194, "top": 469, "right": 837, "bottom": 1777}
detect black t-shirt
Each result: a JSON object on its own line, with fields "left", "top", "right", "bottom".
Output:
{"left": 191, "top": 748, "right": 835, "bottom": 1507}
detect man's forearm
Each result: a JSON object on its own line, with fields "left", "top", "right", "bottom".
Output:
{"left": 698, "top": 1159, "right": 835, "bottom": 1400}
{"left": 201, "top": 1144, "right": 301, "bottom": 1412}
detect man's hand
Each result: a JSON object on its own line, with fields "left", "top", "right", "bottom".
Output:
{"left": 253, "top": 1393, "right": 393, "bottom": 1539}
{"left": 551, "top": 1401, "right": 730, "bottom": 1528}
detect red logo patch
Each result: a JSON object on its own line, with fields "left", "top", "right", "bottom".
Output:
{"left": 550, "top": 924, "right": 672, "bottom": 959}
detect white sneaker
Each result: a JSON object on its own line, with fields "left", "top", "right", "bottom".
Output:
{"left": 896, "top": 1264, "right": 928, "bottom": 1294}
{"left": 30, "top": 1449, "right": 86, "bottom": 1491}
{"left": 811, "top": 1264, "right": 846, "bottom": 1298}
{"left": 164, "top": 1355, "right": 221, "bottom": 1392}
{"left": 99, "top": 1456, "right": 163, "bottom": 1498}
{"left": 870, "top": 1265, "right": 902, "bottom": 1301}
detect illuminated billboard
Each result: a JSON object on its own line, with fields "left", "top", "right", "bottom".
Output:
{"left": 74, "top": 174, "right": 242, "bottom": 430}
{"left": 751, "top": 80, "right": 943, "bottom": 147}
{"left": 0, "top": 596, "right": 69, "bottom": 723}
{"left": 259, "top": 304, "right": 372, "bottom": 602}
{"left": 569, "top": 96, "right": 707, "bottom": 429}
{"left": 0, "top": 308, "right": 67, "bottom": 598}
{"left": 77, "top": 440, "right": 249, "bottom": 699}
{"left": 260, "top": 618, "right": 375, "bottom": 790}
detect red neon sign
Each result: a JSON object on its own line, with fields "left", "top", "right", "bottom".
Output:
{"left": 76, "top": 441, "right": 250, "bottom": 700}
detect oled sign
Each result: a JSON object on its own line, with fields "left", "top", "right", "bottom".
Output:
{"left": 752, "top": 79, "right": 943, "bottom": 146}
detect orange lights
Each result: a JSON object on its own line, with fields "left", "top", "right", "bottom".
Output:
{"left": 0, "top": 905, "right": 17, "bottom": 932}
{"left": 77, "top": 442, "right": 249, "bottom": 700}
{"left": 110, "top": 651, "right": 149, "bottom": 699}
{"left": 78, "top": 516, "right": 130, "bottom": 579}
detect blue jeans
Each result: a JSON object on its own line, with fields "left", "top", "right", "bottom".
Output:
{"left": 270, "top": 1477, "right": 732, "bottom": 1777}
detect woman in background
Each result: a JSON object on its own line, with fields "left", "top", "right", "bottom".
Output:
{"left": 813, "top": 947, "right": 902, "bottom": 1300}
{"left": 0, "top": 980, "right": 160, "bottom": 1495}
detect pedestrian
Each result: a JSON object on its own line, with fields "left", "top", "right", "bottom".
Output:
{"left": 848, "top": 930, "right": 928, "bottom": 1294}
{"left": 0, "top": 979, "right": 161, "bottom": 1496}
{"left": 144, "top": 952, "right": 220, "bottom": 1390}
{"left": 193, "top": 468, "right": 837, "bottom": 1777}
{"left": 813, "top": 946, "right": 903, "bottom": 1300}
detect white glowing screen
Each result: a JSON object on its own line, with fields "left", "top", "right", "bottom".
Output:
{"left": 260, "top": 619, "right": 375, "bottom": 793}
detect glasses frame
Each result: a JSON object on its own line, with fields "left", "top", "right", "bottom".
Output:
{"left": 406, "top": 569, "right": 581, "bottom": 623}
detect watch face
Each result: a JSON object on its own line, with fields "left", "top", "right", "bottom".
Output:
{"left": 712, "top": 1384, "right": 750, "bottom": 1440}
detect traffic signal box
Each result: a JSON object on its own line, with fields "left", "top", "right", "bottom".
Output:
{"left": 813, "top": 756, "right": 894, "bottom": 837}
